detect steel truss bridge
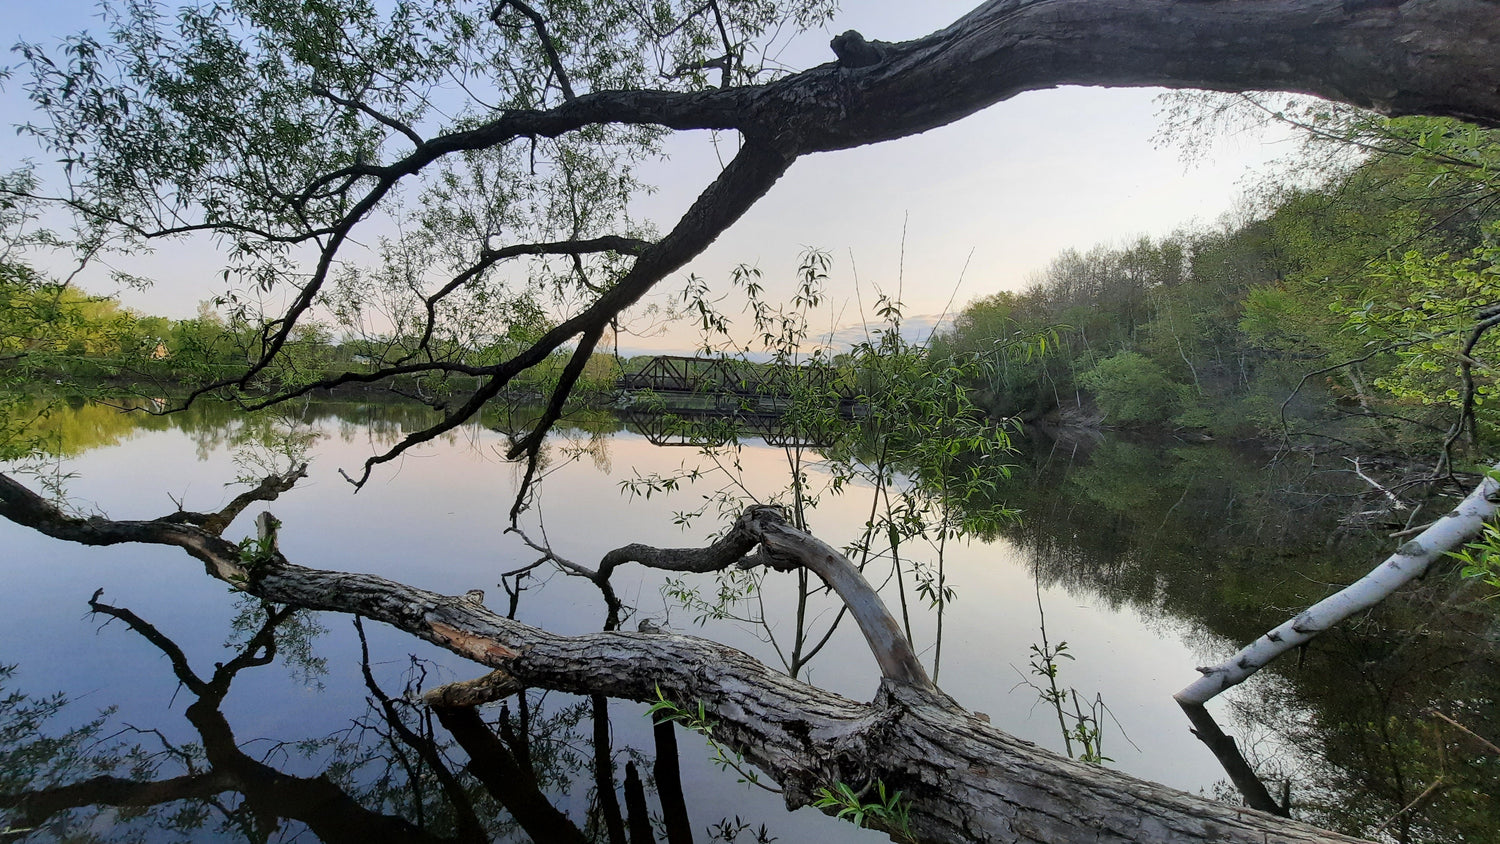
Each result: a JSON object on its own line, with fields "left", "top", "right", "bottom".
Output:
{"left": 616, "top": 355, "right": 859, "bottom": 447}
{"left": 617, "top": 406, "right": 847, "bottom": 448}
{"left": 617, "top": 355, "right": 855, "bottom": 405}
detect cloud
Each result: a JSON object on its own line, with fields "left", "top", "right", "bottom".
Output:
{"left": 822, "top": 313, "right": 951, "bottom": 352}
{"left": 610, "top": 312, "right": 953, "bottom": 361}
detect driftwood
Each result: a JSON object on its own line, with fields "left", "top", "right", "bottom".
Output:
{"left": 0, "top": 470, "right": 1377, "bottom": 843}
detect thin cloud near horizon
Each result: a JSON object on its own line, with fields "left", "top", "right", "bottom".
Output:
{"left": 611, "top": 313, "right": 952, "bottom": 360}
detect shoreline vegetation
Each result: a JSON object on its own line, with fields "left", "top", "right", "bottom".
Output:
{"left": 8, "top": 107, "right": 1500, "bottom": 472}
{"left": 2, "top": 5, "right": 1500, "bottom": 842}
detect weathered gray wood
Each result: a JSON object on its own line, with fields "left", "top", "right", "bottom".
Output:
{"left": 591, "top": 505, "right": 931, "bottom": 688}
{"left": 740, "top": 508, "right": 932, "bottom": 688}
{"left": 0, "top": 471, "right": 1376, "bottom": 843}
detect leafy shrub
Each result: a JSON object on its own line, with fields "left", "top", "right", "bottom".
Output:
{"left": 1079, "top": 352, "right": 1182, "bottom": 426}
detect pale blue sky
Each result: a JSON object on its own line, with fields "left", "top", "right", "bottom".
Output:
{"left": 2, "top": 1, "right": 1291, "bottom": 353}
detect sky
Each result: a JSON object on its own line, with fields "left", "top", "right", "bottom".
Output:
{"left": 1, "top": 0, "right": 1293, "bottom": 355}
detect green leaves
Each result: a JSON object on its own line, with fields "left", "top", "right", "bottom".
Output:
{"left": 811, "top": 779, "right": 913, "bottom": 841}
{"left": 1078, "top": 351, "right": 1183, "bottom": 426}
{"left": 1446, "top": 506, "right": 1500, "bottom": 593}
{"left": 646, "top": 686, "right": 773, "bottom": 790}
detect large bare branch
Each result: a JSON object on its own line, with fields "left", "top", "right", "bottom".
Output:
{"left": 492, "top": 0, "right": 578, "bottom": 102}
{"left": 594, "top": 505, "right": 930, "bottom": 686}
{"left": 0, "top": 471, "right": 1377, "bottom": 843}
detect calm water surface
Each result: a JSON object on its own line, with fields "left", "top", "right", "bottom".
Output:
{"left": 1, "top": 400, "right": 1495, "bottom": 842}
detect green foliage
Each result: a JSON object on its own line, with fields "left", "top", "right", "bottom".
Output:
{"left": 1338, "top": 227, "right": 1500, "bottom": 446}
{"left": 1446, "top": 501, "right": 1500, "bottom": 593}
{"left": 1018, "top": 633, "right": 1117, "bottom": 764}
{"left": 1078, "top": 351, "right": 1182, "bottom": 426}
{"left": 934, "top": 104, "right": 1500, "bottom": 451}
{"left": 1450, "top": 526, "right": 1500, "bottom": 590}
{"left": 811, "top": 779, "right": 914, "bottom": 842}
{"left": 236, "top": 529, "right": 279, "bottom": 568}
{"left": 7, "top": 0, "right": 837, "bottom": 402}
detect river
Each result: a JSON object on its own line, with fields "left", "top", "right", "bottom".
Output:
{"left": 1, "top": 398, "right": 1495, "bottom": 842}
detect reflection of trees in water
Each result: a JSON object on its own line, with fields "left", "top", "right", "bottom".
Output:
{"left": 963, "top": 434, "right": 1500, "bottom": 843}
{"left": 1201, "top": 602, "right": 1500, "bottom": 844}
{"left": 1231, "top": 586, "right": 1500, "bottom": 843}
{"left": 992, "top": 439, "right": 1385, "bottom": 631}
{"left": 16, "top": 403, "right": 1499, "bottom": 841}
{"left": 1, "top": 595, "right": 453, "bottom": 843}
{"left": 0, "top": 593, "right": 709, "bottom": 844}
{"left": 13, "top": 397, "right": 632, "bottom": 470}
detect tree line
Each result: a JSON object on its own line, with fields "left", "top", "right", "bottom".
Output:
{"left": 932, "top": 101, "right": 1500, "bottom": 462}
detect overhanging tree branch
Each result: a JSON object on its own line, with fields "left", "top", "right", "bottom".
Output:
{"left": 340, "top": 139, "right": 793, "bottom": 490}
{"left": 33, "top": 0, "right": 1498, "bottom": 493}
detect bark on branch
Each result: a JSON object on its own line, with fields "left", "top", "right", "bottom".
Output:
{"left": 1176, "top": 460, "right": 1500, "bottom": 706}
{"left": 0, "top": 472, "right": 1378, "bottom": 842}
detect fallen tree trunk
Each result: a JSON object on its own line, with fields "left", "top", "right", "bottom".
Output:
{"left": 0, "top": 472, "right": 1374, "bottom": 843}
{"left": 1176, "top": 462, "right": 1500, "bottom": 706}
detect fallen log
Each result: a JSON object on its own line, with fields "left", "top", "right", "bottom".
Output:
{"left": 0, "top": 471, "right": 1374, "bottom": 843}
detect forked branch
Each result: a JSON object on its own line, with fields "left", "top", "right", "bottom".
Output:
{"left": 0, "top": 471, "right": 1378, "bottom": 842}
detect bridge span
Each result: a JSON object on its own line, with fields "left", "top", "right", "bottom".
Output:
{"left": 617, "top": 355, "right": 855, "bottom": 405}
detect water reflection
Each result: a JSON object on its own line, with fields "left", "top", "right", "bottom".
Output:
{"left": 0, "top": 590, "right": 733, "bottom": 844}
{"left": 3, "top": 400, "right": 1498, "bottom": 843}
{"left": 969, "top": 434, "right": 1500, "bottom": 842}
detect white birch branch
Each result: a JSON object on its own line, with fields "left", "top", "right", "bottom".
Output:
{"left": 1348, "top": 457, "right": 1407, "bottom": 511}
{"left": 1175, "top": 462, "right": 1500, "bottom": 706}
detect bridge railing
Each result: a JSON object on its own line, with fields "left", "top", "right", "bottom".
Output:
{"left": 618, "top": 355, "right": 853, "bottom": 400}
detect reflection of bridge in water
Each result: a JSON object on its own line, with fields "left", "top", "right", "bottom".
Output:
{"left": 618, "top": 406, "right": 848, "bottom": 448}
{"left": 616, "top": 356, "right": 859, "bottom": 447}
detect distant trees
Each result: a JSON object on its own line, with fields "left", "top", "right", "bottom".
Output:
{"left": 934, "top": 107, "right": 1500, "bottom": 455}
{"left": 5, "top": 2, "right": 1500, "bottom": 841}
